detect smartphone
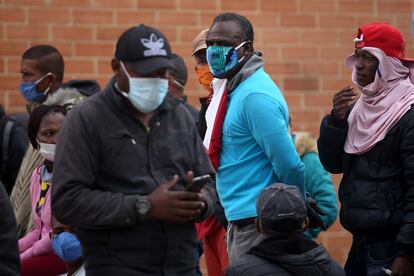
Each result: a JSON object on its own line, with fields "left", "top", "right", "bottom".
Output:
{"left": 186, "top": 174, "right": 211, "bottom": 192}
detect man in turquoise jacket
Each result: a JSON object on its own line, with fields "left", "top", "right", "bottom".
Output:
{"left": 206, "top": 12, "right": 306, "bottom": 262}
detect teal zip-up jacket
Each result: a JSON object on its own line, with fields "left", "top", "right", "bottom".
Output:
{"left": 293, "top": 132, "right": 338, "bottom": 238}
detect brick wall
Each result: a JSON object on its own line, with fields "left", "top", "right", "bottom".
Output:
{"left": 1, "top": 0, "right": 413, "bottom": 266}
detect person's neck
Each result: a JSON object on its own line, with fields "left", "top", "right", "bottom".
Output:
{"left": 47, "top": 83, "right": 62, "bottom": 95}
{"left": 169, "top": 88, "right": 184, "bottom": 100}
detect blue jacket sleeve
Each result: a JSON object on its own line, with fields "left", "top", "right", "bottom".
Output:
{"left": 302, "top": 152, "right": 338, "bottom": 238}
{"left": 242, "top": 93, "right": 305, "bottom": 195}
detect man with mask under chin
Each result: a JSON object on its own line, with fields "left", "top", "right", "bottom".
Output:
{"left": 204, "top": 13, "right": 307, "bottom": 262}
{"left": 52, "top": 24, "right": 217, "bottom": 276}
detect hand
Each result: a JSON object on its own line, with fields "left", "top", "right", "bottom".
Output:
{"left": 390, "top": 256, "right": 414, "bottom": 276}
{"left": 305, "top": 196, "right": 328, "bottom": 230}
{"left": 332, "top": 86, "right": 358, "bottom": 120}
{"left": 148, "top": 174, "right": 206, "bottom": 222}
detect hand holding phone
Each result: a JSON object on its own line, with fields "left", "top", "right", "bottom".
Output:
{"left": 186, "top": 174, "right": 211, "bottom": 192}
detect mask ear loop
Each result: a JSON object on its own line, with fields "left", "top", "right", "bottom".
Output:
{"left": 35, "top": 72, "right": 53, "bottom": 95}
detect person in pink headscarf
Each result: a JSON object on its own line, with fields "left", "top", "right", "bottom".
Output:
{"left": 318, "top": 22, "right": 414, "bottom": 276}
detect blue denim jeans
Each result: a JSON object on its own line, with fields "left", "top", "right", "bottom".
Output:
{"left": 344, "top": 239, "right": 396, "bottom": 276}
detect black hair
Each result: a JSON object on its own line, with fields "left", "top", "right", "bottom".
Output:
{"left": 28, "top": 104, "right": 67, "bottom": 150}
{"left": 22, "top": 45, "right": 65, "bottom": 83}
{"left": 211, "top": 12, "right": 254, "bottom": 42}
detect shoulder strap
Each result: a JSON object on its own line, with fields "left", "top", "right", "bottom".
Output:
{"left": 1, "top": 120, "right": 14, "bottom": 175}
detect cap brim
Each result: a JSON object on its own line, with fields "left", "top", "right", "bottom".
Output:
{"left": 192, "top": 44, "right": 207, "bottom": 56}
{"left": 400, "top": 57, "right": 414, "bottom": 63}
{"left": 128, "top": 56, "right": 176, "bottom": 75}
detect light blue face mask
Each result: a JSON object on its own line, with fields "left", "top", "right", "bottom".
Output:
{"left": 19, "top": 72, "right": 52, "bottom": 103}
{"left": 206, "top": 41, "right": 248, "bottom": 79}
{"left": 117, "top": 62, "right": 168, "bottom": 113}
{"left": 51, "top": 232, "right": 83, "bottom": 263}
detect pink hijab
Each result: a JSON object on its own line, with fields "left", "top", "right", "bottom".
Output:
{"left": 344, "top": 47, "right": 414, "bottom": 154}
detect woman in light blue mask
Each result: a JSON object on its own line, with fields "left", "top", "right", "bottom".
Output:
{"left": 19, "top": 104, "right": 67, "bottom": 276}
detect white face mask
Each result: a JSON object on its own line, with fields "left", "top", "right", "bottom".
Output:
{"left": 117, "top": 62, "right": 168, "bottom": 113}
{"left": 38, "top": 141, "right": 56, "bottom": 162}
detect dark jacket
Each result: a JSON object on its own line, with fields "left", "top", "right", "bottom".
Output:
{"left": 52, "top": 80, "right": 216, "bottom": 275}
{"left": 317, "top": 108, "right": 414, "bottom": 256}
{"left": 0, "top": 107, "right": 28, "bottom": 194}
{"left": 226, "top": 233, "right": 344, "bottom": 276}
{"left": 0, "top": 180, "right": 20, "bottom": 276}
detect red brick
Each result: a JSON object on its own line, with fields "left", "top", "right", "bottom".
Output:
{"left": 8, "top": 91, "right": 27, "bottom": 106}
{"left": 320, "top": 15, "right": 355, "bottom": 28}
{"left": 93, "top": 0, "right": 136, "bottom": 9}
{"left": 299, "top": 1, "right": 336, "bottom": 13}
{"left": 247, "top": 12, "right": 279, "bottom": 28}
{"left": 222, "top": 0, "right": 257, "bottom": 11}
{"left": 260, "top": 1, "right": 297, "bottom": 12}
{"left": 282, "top": 47, "right": 318, "bottom": 60}
{"left": 28, "top": 8, "right": 70, "bottom": 23}
{"left": 138, "top": 0, "right": 176, "bottom": 9}
{"left": 303, "top": 62, "right": 340, "bottom": 76}
{"left": 0, "top": 42, "right": 29, "bottom": 56}
{"left": 179, "top": 0, "right": 217, "bottom": 10}
{"left": 0, "top": 58, "right": 5, "bottom": 74}
{"left": 116, "top": 11, "right": 157, "bottom": 26}
{"left": 355, "top": 15, "right": 396, "bottom": 27}
{"left": 320, "top": 47, "right": 353, "bottom": 60}
{"left": 75, "top": 43, "right": 115, "bottom": 57}
{"left": 53, "top": 26, "right": 93, "bottom": 41}
{"left": 304, "top": 94, "right": 333, "bottom": 107}
{"left": 96, "top": 27, "right": 125, "bottom": 41}
{"left": 49, "top": 0, "right": 92, "bottom": 7}
{"left": 73, "top": 9, "right": 114, "bottom": 24}
{"left": 4, "top": 0, "right": 46, "bottom": 5}
{"left": 290, "top": 110, "right": 321, "bottom": 123}
{"left": 0, "top": 7, "right": 26, "bottom": 22}
{"left": 6, "top": 24, "right": 48, "bottom": 40}
{"left": 97, "top": 60, "right": 113, "bottom": 74}
{"left": 261, "top": 29, "right": 300, "bottom": 44}
{"left": 284, "top": 78, "right": 319, "bottom": 91}
{"left": 265, "top": 62, "right": 301, "bottom": 75}
{"left": 301, "top": 31, "right": 338, "bottom": 45}
{"left": 159, "top": 11, "right": 197, "bottom": 26}
{"left": 65, "top": 59, "right": 96, "bottom": 74}
{"left": 322, "top": 78, "right": 353, "bottom": 91}
{"left": 284, "top": 93, "right": 302, "bottom": 107}
{"left": 0, "top": 76, "right": 20, "bottom": 90}
{"left": 180, "top": 27, "right": 209, "bottom": 43}
{"left": 7, "top": 58, "right": 23, "bottom": 75}
{"left": 338, "top": 1, "right": 374, "bottom": 13}
{"left": 281, "top": 14, "right": 316, "bottom": 28}
{"left": 260, "top": 47, "right": 281, "bottom": 60}
{"left": 378, "top": 1, "right": 412, "bottom": 13}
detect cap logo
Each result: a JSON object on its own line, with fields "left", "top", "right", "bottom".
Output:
{"left": 141, "top": 33, "right": 167, "bottom": 57}
{"left": 353, "top": 34, "right": 364, "bottom": 43}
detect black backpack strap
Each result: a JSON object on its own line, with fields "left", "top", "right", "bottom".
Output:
{"left": 1, "top": 120, "right": 14, "bottom": 175}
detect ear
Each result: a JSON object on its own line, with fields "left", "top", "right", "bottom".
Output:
{"left": 244, "top": 41, "right": 254, "bottom": 55}
{"left": 111, "top": 58, "right": 121, "bottom": 78}
{"left": 255, "top": 218, "right": 262, "bottom": 234}
{"left": 47, "top": 73, "right": 57, "bottom": 88}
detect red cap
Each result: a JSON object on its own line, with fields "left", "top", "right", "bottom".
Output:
{"left": 354, "top": 22, "right": 414, "bottom": 62}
